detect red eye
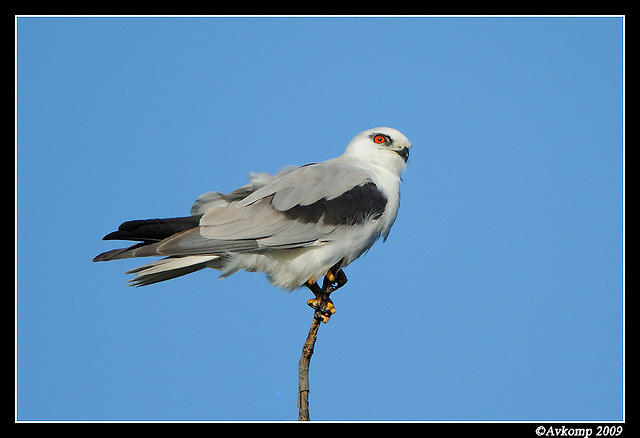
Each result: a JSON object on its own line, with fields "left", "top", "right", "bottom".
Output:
{"left": 373, "top": 135, "right": 387, "bottom": 144}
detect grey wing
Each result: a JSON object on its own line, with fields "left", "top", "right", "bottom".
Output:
{"left": 190, "top": 169, "right": 287, "bottom": 215}
{"left": 238, "top": 161, "right": 374, "bottom": 210}
{"left": 154, "top": 162, "right": 382, "bottom": 256}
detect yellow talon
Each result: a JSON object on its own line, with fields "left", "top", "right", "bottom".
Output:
{"left": 326, "top": 271, "right": 336, "bottom": 283}
{"left": 325, "top": 301, "right": 336, "bottom": 314}
{"left": 306, "top": 297, "right": 336, "bottom": 315}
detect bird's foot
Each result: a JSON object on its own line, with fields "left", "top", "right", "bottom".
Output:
{"left": 324, "top": 268, "right": 347, "bottom": 292}
{"left": 304, "top": 267, "right": 348, "bottom": 323}
{"left": 306, "top": 295, "right": 336, "bottom": 323}
{"left": 305, "top": 278, "right": 336, "bottom": 324}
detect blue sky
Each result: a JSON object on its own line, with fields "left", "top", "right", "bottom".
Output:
{"left": 16, "top": 16, "right": 624, "bottom": 421}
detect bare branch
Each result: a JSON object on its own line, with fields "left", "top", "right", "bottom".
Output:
{"left": 297, "top": 280, "right": 335, "bottom": 421}
{"left": 297, "top": 315, "right": 321, "bottom": 421}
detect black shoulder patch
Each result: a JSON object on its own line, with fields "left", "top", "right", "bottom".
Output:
{"left": 281, "top": 182, "right": 387, "bottom": 226}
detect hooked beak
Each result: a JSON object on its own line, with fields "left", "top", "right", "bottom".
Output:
{"left": 395, "top": 147, "right": 409, "bottom": 162}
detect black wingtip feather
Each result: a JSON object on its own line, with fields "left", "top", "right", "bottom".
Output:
{"left": 102, "top": 215, "right": 202, "bottom": 242}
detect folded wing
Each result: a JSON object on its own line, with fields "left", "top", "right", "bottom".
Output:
{"left": 94, "top": 161, "right": 387, "bottom": 260}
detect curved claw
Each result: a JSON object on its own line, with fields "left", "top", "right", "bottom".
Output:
{"left": 306, "top": 297, "right": 336, "bottom": 314}
{"left": 305, "top": 269, "right": 347, "bottom": 323}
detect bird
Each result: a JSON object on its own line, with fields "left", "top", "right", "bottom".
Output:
{"left": 93, "top": 127, "right": 412, "bottom": 321}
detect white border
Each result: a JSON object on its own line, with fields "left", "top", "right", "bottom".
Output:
{"left": 14, "top": 14, "right": 625, "bottom": 424}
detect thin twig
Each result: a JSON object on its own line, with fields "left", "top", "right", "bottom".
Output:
{"left": 297, "top": 286, "right": 333, "bottom": 421}
{"left": 297, "top": 314, "right": 321, "bottom": 421}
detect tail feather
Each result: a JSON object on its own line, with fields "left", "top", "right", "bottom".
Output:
{"left": 93, "top": 214, "right": 224, "bottom": 286}
{"left": 126, "top": 255, "right": 221, "bottom": 287}
{"left": 93, "top": 242, "right": 163, "bottom": 262}
{"left": 94, "top": 215, "right": 203, "bottom": 262}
